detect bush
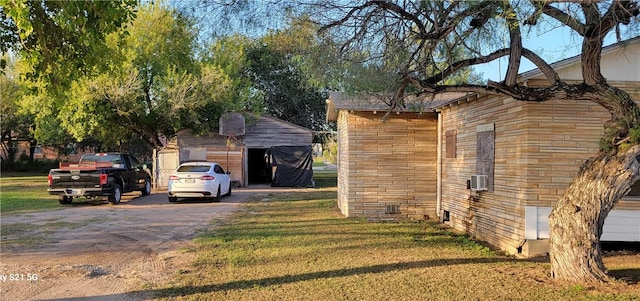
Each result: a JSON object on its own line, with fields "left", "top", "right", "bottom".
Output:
{"left": 1, "top": 159, "right": 59, "bottom": 173}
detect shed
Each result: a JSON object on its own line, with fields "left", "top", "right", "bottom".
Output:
{"left": 156, "top": 114, "right": 315, "bottom": 188}
{"left": 327, "top": 37, "right": 640, "bottom": 257}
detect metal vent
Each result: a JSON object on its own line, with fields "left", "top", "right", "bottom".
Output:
{"left": 386, "top": 204, "right": 401, "bottom": 214}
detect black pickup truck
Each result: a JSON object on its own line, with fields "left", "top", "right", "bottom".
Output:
{"left": 47, "top": 153, "right": 151, "bottom": 204}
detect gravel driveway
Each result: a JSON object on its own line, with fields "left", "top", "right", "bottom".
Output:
{"left": 0, "top": 188, "right": 255, "bottom": 300}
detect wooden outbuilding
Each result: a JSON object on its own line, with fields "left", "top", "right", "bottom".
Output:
{"left": 155, "top": 114, "right": 315, "bottom": 189}
{"left": 327, "top": 37, "right": 640, "bottom": 257}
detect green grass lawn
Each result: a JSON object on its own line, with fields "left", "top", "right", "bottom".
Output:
{"left": 0, "top": 175, "right": 60, "bottom": 214}
{"left": 151, "top": 176, "right": 640, "bottom": 300}
{"left": 313, "top": 170, "right": 337, "bottom": 188}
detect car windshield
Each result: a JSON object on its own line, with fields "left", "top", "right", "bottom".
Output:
{"left": 177, "top": 165, "right": 211, "bottom": 172}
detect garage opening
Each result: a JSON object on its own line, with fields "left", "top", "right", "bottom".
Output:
{"left": 248, "top": 148, "right": 272, "bottom": 185}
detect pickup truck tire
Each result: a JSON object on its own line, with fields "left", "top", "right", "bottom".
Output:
{"left": 109, "top": 184, "right": 122, "bottom": 205}
{"left": 59, "top": 196, "right": 73, "bottom": 205}
{"left": 140, "top": 177, "right": 151, "bottom": 196}
{"left": 168, "top": 196, "right": 178, "bottom": 202}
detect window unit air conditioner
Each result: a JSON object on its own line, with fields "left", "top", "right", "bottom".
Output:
{"left": 470, "top": 175, "right": 488, "bottom": 191}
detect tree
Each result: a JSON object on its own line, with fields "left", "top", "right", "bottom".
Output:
{"left": 0, "top": 57, "right": 22, "bottom": 161}
{"left": 0, "top": 0, "right": 137, "bottom": 89}
{"left": 1, "top": 0, "right": 137, "bottom": 153}
{"left": 28, "top": 3, "right": 241, "bottom": 150}
{"left": 201, "top": 35, "right": 263, "bottom": 119}
{"left": 245, "top": 26, "right": 329, "bottom": 133}
{"left": 57, "top": 3, "right": 202, "bottom": 149}
{"left": 317, "top": 0, "right": 640, "bottom": 283}
{"left": 177, "top": 2, "right": 335, "bottom": 135}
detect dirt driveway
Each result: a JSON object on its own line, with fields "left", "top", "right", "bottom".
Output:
{"left": 0, "top": 188, "right": 260, "bottom": 300}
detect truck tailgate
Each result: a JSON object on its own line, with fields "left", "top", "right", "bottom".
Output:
{"left": 49, "top": 170, "right": 103, "bottom": 188}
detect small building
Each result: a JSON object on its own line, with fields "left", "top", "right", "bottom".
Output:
{"left": 326, "top": 92, "right": 465, "bottom": 221}
{"left": 155, "top": 114, "right": 315, "bottom": 189}
{"left": 327, "top": 37, "right": 640, "bottom": 257}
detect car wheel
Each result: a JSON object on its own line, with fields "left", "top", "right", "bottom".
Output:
{"left": 141, "top": 177, "right": 151, "bottom": 196}
{"left": 108, "top": 184, "right": 122, "bottom": 205}
{"left": 168, "top": 196, "right": 178, "bottom": 203}
{"left": 214, "top": 186, "right": 221, "bottom": 202}
{"left": 59, "top": 196, "right": 73, "bottom": 204}
{"left": 225, "top": 185, "right": 232, "bottom": 197}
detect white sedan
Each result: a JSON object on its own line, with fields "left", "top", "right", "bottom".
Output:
{"left": 168, "top": 162, "right": 232, "bottom": 202}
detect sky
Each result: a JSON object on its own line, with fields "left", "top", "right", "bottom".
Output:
{"left": 172, "top": 1, "right": 636, "bottom": 84}
{"left": 476, "top": 26, "right": 624, "bottom": 82}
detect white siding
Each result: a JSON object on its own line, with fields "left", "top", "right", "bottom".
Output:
{"left": 532, "top": 39, "right": 640, "bottom": 82}
{"left": 525, "top": 206, "right": 640, "bottom": 241}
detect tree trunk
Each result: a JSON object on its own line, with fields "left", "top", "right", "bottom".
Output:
{"left": 549, "top": 145, "right": 640, "bottom": 282}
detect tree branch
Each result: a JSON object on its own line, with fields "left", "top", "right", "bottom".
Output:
{"left": 522, "top": 49, "right": 560, "bottom": 85}
{"left": 370, "top": 1, "right": 427, "bottom": 38}
{"left": 420, "top": 47, "right": 516, "bottom": 85}
{"left": 504, "top": 2, "right": 523, "bottom": 86}
{"left": 533, "top": 0, "right": 586, "bottom": 35}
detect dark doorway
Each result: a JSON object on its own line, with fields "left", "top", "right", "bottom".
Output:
{"left": 248, "top": 148, "right": 271, "bottom": 184}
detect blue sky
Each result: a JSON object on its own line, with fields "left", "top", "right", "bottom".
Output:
{"left": 476, "top": 28, "right": 623, "bottom": 81}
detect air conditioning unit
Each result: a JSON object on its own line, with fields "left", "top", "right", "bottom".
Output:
{"left": 470, "top": 175, "right": 488, "bottom": 191}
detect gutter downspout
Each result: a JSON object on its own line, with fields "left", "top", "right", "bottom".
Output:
{"left": 436, "top": 112, "right": 443, "bottom": 219}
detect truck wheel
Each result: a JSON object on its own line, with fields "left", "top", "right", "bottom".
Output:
{"left": 109, "top": 184, "right": 122, "bottom": 204}
{"left": 168, "top": 196, "right": 177, "bottom": 202}
{"left": 141, "top": 177, "right": 151, "bottom": 196}
{"left": 59, "top": 196, "right": 73, "bottom": 204}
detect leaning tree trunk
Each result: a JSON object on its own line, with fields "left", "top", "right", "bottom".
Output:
{"left": 549, "top": 143, "right": 640, "bottom": 282}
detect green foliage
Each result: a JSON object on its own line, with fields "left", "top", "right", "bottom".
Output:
{"left": 599, "top": 123, "right": 640, "bottom": 152}
{"left": 628, "top": 125, "right": 640, "bottom": 144}
{"left": 4, "top": 2, "right": 337, "bottom": 151}
{"left": 1, "top": 159, "right": 58, "bottom": 173}
{"left": 245, "top": 40, "right": 328, "bottom": 132}
{"left": 200, "top": 35, "right": 262, "bottom": 119}
{"left": 0, "top": 60, "right": 21, "bottom": 139}
{"left": 0, "top": 0, "right": 137, "bottom": 89}
{"left": 47, "top": 2, "right": 242, "bottom": 149}
{"left": 1, "top": 0, "right": 138, "bottom": 153}
{"left": 322, "top": 139, "right": 338, "bottom": 164}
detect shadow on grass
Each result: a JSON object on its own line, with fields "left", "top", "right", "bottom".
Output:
{"left": 609, "top": 268, "right": 640, "bottom": 284}
{"left": 38, "top": 257, "right": 520, "bottom": 301}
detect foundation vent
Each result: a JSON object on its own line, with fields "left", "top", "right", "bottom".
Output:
{"left": 386, "top": 204, "right": 401, "bottom": 214}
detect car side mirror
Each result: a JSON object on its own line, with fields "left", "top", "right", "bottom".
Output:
{"left": 226, "top": 171, "right": 231, "bottom": 175}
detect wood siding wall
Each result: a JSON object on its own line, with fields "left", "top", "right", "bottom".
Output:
{"left": 244, "top": 116, "right": 313, "bottom": 148}
{"left": 337, "top": 111, "right": 350, "bottom": 216}
{"left": 440, "top": 92, "right": 640, "bottom": 255}
{"left": 176, "top": 130, "right": 244, "bottom": 184}
{"left": 338, "top": 111, "right": 438, "bottom": 220}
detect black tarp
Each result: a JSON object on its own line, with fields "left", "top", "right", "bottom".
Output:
{"left": 270, "top": 146, "right": 314, "bottom": 187}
